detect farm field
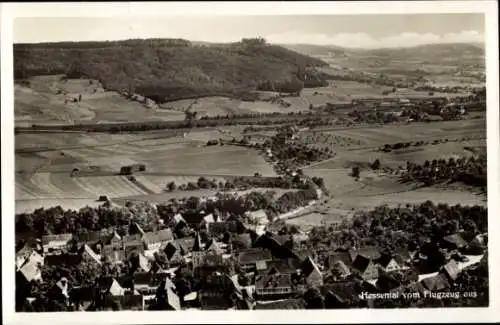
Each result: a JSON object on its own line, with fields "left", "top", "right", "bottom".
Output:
{"left": 15, "top": 76, "right": 187, "bottom": 126}
{"left": 162, "top": 95, "right": 308, "bottom": 117}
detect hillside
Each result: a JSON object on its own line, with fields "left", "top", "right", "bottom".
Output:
{"left": 362, "top": 43, "right": 484, "bottom": 60}
{"left": 14, "top": 38, "right": 328, "bottom": 102}
{"left": 280, "top": 43, "right": 348, "bottom": 57}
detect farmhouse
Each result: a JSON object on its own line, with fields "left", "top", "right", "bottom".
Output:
{"left": 255, "top": 274, "right": 294, "bottom": 299}
{"left": 301, "top": 256, "right": 323, "bottom": 287}
{"left": 142, "top": 228, "right": 174, "bottom": 251}
{"left": 238, "top": 248, "right": 273, "bottom": 272}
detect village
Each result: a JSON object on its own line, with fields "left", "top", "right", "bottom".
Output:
{"left": 15, "top": 193, "right": 488, "bottom": 311}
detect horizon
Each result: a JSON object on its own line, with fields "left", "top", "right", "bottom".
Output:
{"left": 14, "top": 14, "right": 485, "bottom": 49}
{"left": 13, "top": 37, "right": 485, "bottom": 51}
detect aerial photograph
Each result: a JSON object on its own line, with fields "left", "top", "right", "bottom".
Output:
{"left": 13, "top": 13, "right": 488, "bottom": 312}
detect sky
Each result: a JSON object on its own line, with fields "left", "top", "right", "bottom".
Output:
{"left": 14, "top": 14, "right": 485, "bottom": 49}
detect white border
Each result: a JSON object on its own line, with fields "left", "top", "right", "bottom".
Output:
{"left": 1, "top": 1, "right": 499, "bottom": 324}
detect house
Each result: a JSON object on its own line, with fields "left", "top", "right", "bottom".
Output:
{"left": 173, "top": 237, "right": 195, "bottom": 256}
{"left": 200, "top": 213, "right": 217, "bottom": 230}
{"left": 161, "top": 242, "right": 184, "bottom": 266}
{"left": 103, "top": 231, "right": 122, "bottom": 250}
{"left": 129, "top": 222, "right": 145, "bottom": 237}
{"left": 16, "top": 244, "right": 35, "bottom": 269}
{"left": 97, "top": 277, "right": 143, "bottom": 311}
{"left": 192, "top": 232, "right": 203, "bottom": 252}
{"left": 205, "top": 240, "right": 224, "bottom": 255}
{"left": 301, "top": 256, "right": 323, "bottom": 287}
{"left": 154, "top": 279, "right": 181, "bottom": 311}
{"left": 137, "top": 253, "right": 152, "bottom": 273}
{"left": 54, "top": 277, "right": 70, "bottom": 301}
{"left": 322, "top": 281, "right": 368, "bottom": 308}
{"left": 375, "top": 273, "right": 401, "bottom": 292}
{"left": 395, "top": 248, "right": 417, "bottom": 264}
{"left": 41, "top": 233, "right": 73, "bottom": 252}
{"left": 102, "top": 247, "right": 126, "bottom": 264}
{"left": 255, "top": 233, "right": 297, "bottom": 260}
{"left": 421, "top": 274, "right": 450, "bottom": 291}
{"left": 377, "top": 253, "right": 406, "bottom": 273}
{"left": 350, "top": 246, "right": 381, "bottom": 261}
{"left": 208, "top": 220, "right": 241, "bottom": 236}
{"left": 328, "top": 252, "right": 353, "bottom": 278}
{"left": 123, "top": 234, "right": 145, "bottom": 256}
{"left": 17, "top": 254, "right": 43, "bottom": 284}
{"left": 238, "top": 248, "right": 273, "bottom": 272}
{"left": 260, "top": 258, "right": 301, "bottom": 276}
{"left": 142, "top": 228, "right": 173, "bottom": 251}
{"left": 440, "top": 260, "right": 460, "bottom": 282}
{"left": 198, "top": 272, "right": 241, "bottom": 310}
{"left": 77, "top": 244, "right": 101, "bottom": 266}
{"left": 255, "top": 274, "right": 294, "bottom": 299}
{"left": 466, "top": 233, "right": 487, "bottom": 255}
{"left": 352, "top": 255, "right": 379, "bottom": 280}
{"left": 441, "top": 233, "right": 467, "bottom": 251}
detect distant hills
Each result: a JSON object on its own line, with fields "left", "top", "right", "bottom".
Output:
{"left": 280, "top": 42, "right": 484, "bottom": 59}
{"left": 14, "top": 38, "right": 327, "bottom": 102}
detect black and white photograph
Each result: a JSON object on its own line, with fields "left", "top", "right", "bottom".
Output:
{"left": 2, "top": 1, "right": 499, "bottom": 324}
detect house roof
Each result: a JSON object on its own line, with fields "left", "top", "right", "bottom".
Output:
{"left": 42, "top": 233, "right": 73, "bottom": 245}
{"left": 441, "top": 260, "right": 460, "bottom": 281}
{"left": 205, "top": 240, "right": 224, "bottom": 255}
{"left": 442, "top": 233, "right": 467, "bottom": 248}
{"left": 238, "top": 249, "right": 272, "bottom": 264}
{"left": 356, "top": 246, "right": 381, "bottom": 260}
{"left": 323, "top": 281, "right": 364, "bottom": 303}
{"left": 329, "top": 252, "right": 353, "bottom": 269}
{"left": 255, "top": 298, "right": 305, "bottom": 310}
{"left": 173, "top": 238, "right": 194, "bottom": 254}
{"left": 263, "top": 259, "right": 301, "bottom": 275}
{"left": 122, "top": 234, "right": 143, "bottom": 243}
{"left": 129, "top": 222, "right": 145, "bottom": 236}
{"left": 421, "top": 274, "right": 450, "bottom": 291}
{"left": 19, "top": 258, "right": 42, "bottom": 282}
{"left": 173, "top": 213, "right": 186, "bottom": 225}
{"left": 352, "top": 255, "right": 372, "bottom": 273}
{"left": 103, "top": 231, "right": 122, "bottom": 245}
{"left": 167, "top": 287, "right": 181, "bottom": 310}
{"left": 143, "top": 228, "right": 173, "bottom": 245}
{"left": 44, "top": 253, "right": 83, "bottom": 266}
{"left": 80, "top": 230, "right": 109, "bottom": 244}
{"left": 108, "top": 279, "right": 126, "bottom": 296}
{"left": 377, "top": 254, "right": 397, "bottom": 268}
{"left": 102, "top": 248, "right": 126, "bottom": 264}
{"left": 81, "top": 244, "right": 102, "bottom": 265}
{"left": 255, "top": 273, "right": 292, "bottom": 289}
{"left": 138, "top": 253, "right": 151, "bottom": 273}
{"left": 192, "top": 232, "right": 203, "bottom": 252}
{"left": 331, "top": 260, "right": 351, "bottom": 276}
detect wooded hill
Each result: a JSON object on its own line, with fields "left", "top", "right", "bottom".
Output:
{"left": 14, "top": 38, "right": 328, "bottom": 102}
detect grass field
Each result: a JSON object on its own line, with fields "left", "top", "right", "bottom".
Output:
{"left": 15, "top": 127, "right": 276, "bottom": 213}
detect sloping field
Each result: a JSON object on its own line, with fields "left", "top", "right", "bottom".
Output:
{"left": 15, "top": 173, "right": 148, "bottom": 200}
{"left": 15, "top": 76, "right": 186, "bottom": 125}
{"left": 163, "top": 96, "right": 307, "bottom": 117}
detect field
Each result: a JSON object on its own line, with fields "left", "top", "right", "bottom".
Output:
{"left": 289, "top": 117, "right": 487, "bottom": 226}
{"left": 15, "top": 128, "right": 277, "bottom": 213}
{"left": 15, "top": 76, "right": 186, "bottom": 126}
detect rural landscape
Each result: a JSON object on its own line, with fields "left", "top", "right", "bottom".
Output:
{"left": 14, "top": 18, "right": 488, "bottom": 312}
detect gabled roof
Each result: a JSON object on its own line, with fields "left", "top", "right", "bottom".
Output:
{"left": 108, "top": 279, "right": 126, "bottom": 296}
{"left": 442, "top": 233, "right": 467, "bottom": 248}
{"left": 421, "top": 274, "right": 450, "bottom": 291}
{"left": 192, "top": 232, "right": 203, "bottom": 252}
{"left": 302, "top": 256, "right": 322, "bottom": 278}
{"left": 166, "top": 288, "right": 181, "bottom": 310}
{"left": 238, "top": 248, "right": 272, "bottom": 264}
{"left": 129, "top": 222, "right": 145, "bottom": 236}
{"left": 143, "top": 228, "right": 173, "bottom": 245}
{"left": 172, "top": 213, "right": 186, "bottom": 225}
{"left": 104, "top": 231, "right": 122, "bottom": 245}
{"left": 19, "top": 258, "right": 43, "bottom": 282}
{"left": 42, "top": 233, "right": 73, "bottom": 245}
{"left": 80, "top": 230, "right": 108, "bottom": 244}
{"left": 122, "top": 234, "right": 143, "bottom": 244}
{"left": 356, "top": 246, "right": 381, "bottom": 260}
{"left": 441, "top": 260, "right": 460, "bottom": 281}
{"left": 352, "top": 255, "right": 372, "bottom": 273}
{"left": 263, "top": 259, "right": 300, "bottom": 275}
{"left": 173, "top": 238, "right": 194, "bottom": 255}
{"left": 138, "top": 253, "right": 151, "bottom": 273}
{"left": 205, "top": 240, "right": 223, "bottom": 255}
{"left": 329, "top": 252, "right": 353, "bottom": 269}
{"left": 377, "top": 253, "right": 398, "bottom": 268}
{"left": 81, "top": 244, "right": 102, "bottom": 265}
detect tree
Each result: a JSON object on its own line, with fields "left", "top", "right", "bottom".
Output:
{"left": 370, "top": 159, "right": 381, "bottom": 170}
{"left": 351, "top": 166, "right": 360, "bottom": 179}
{"left": 166, "top": 181, "right": 176, "bottom": 192}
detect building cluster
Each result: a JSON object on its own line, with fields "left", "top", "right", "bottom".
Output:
{"left": 16, "top": 203, "right": 487, "bottom": 311}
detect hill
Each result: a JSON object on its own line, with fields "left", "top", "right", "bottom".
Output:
{"left": 279, "top": 43, "right": 348, "bottom": 57}
{"left": 362, "top": 43, "right": 484, "bottom": 60}
{"left": 14, "top": 38, "right": 328, "bottom": 102}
